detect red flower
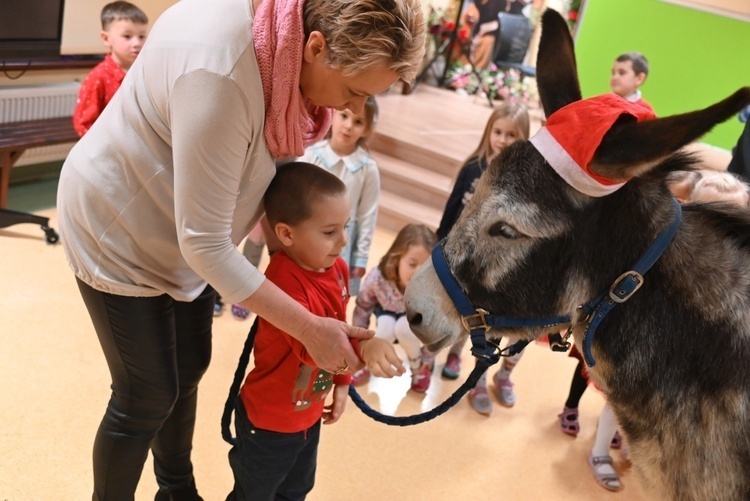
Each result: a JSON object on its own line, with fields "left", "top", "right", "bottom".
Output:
{"left": 457, "top": 25, "right": 470, "bottom": 44}
{"left": 568, "top": 10, "right": 578, "bottom": 21}
{"left": 444, "top": 20, "right": 456, "bottom": 32}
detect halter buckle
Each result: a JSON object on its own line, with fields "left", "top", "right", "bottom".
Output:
{"left": 609, "top": 271, "right": 644, "bottom": 304}
{"left": 461, "top": 308, "right": 490, "bottom": 332}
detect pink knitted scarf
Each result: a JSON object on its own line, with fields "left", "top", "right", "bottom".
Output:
{"left": 253, "top": 0, "right": 333, "bottom": 158}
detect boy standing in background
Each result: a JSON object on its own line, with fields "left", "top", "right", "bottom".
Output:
{"left": 73, "top": 1, "right": 148, "bottom": 136}
{"left": 610, "top": 52, "right": 654, "bottom": 113}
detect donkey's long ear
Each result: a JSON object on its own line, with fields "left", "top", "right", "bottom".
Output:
{"left": 536, "top": 9, "right": 582, "bottom": 117}
{"left": 590, "top": 87, "right": 750, "bottom": 181}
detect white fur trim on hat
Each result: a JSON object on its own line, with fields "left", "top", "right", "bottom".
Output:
{"left": 529, "top": 126, "right": 626, "bottom": 197}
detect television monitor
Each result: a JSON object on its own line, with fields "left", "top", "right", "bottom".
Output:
{"left": 0, "top": 0, "right": 66, "bottom": 61}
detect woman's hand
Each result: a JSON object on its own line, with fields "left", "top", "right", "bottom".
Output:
{"left": 358, "top": 337, "right": 405, "bottom": 378}
{"left": 240, "top": 280, "right": 372, "bottom": 373}
{"left": 298, "top": 316, "right": 373, "bottom": 373}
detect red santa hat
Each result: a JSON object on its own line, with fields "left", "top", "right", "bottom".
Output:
{"left": 529, "top": 94, "right": 657, "bottom": 197}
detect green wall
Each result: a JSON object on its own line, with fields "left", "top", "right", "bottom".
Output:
{"left": 574, "top": 0, "right": 749, "bottom": 149}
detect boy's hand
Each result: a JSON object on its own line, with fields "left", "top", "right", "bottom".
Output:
{"left": 322, "top": 384, "right": 349, "bottom": 425}
{"left": 359, "top": 338, "right": 405, "bottom": 378}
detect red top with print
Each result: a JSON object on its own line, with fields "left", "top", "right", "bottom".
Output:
{"left": 73, "top": 54, "right": 126, "bottom": 137}
{"left": 240, "top": 251, "right": 356, "bottom": 433}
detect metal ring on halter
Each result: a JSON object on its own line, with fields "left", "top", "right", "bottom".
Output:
{"left": 334, "top": 363, "right": 349, "bottom": 375}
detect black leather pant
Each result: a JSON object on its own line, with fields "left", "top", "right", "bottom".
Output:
{"left": 76, "top": 278, "right": 214, "bottom": 500}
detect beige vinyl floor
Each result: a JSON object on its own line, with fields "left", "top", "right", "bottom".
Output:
{"left": 0, "top": 199, "right": 649, "bottom": 500}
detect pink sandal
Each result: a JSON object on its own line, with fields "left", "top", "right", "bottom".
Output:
{"left": 492, "top": 371, "right": 516, "bottom": 407}
{"left": 468, "top": 386, "right": 493, "bottom": 416}
{"left": 588, "top": 453, "right": 623, "bottom": 492}
{"left": 558, "top": 406, "right": 579, "bottom": 436}
{"left": 231, "top": 304, "right": 250, "bottom": 320}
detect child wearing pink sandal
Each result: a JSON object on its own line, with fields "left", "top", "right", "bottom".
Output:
{"left": 466, "top": 337, "right": 525, "bottom": 415}
{"left": 558, "top": 345, "right": 589, "bottom": 435}
{"left": 441, "top": 335, "right": 525, "bottom": 415}
{"left": 559, "top": 345, "right": 625, "bottom": 491}
{"left": 588, "top": 403, "right": 624, "bottom": 492}
{"left": 558, "top": 345, "right": 621, "bottom": 445}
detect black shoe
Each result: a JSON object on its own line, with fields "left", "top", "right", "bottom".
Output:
{"left": 155, "top": 480, "right": 203, "bottom": 501}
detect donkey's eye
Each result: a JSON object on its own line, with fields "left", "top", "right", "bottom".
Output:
{"left": 488, "top": 221, "right": 524, "bottom": 239}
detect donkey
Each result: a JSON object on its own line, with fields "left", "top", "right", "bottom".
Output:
{"left": 404, "top": 9, "right": 750, "bottom": 501}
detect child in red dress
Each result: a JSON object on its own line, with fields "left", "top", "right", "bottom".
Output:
{"left": 73, "top": 1, "right": 148, "bottom": 136}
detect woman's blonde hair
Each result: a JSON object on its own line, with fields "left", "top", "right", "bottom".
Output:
{"left": 303, "top": 0, "right": 426, "bottom": 82}
{"left": 690, "top": 172, "right": 749, "bottom": 207}
{"left": 468, "top": 102, "right": 530, "bottom": 165}
{"left": 378, "top": 224, "right": 437, "bottom": 285}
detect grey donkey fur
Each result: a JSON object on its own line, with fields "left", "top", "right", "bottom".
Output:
{"left": 404, "top": 9, "right": 750, "bottom": 501}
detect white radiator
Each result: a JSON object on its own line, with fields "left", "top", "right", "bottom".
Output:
{"left": 0, "top": 82, "right": 81, "bottom": 167}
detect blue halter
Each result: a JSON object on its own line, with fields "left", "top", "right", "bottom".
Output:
{"left": 432, "top": 239, "right": 569, "bottom": 364}
{"left": 431, "top": 198, "right": 683, "bottom": 368}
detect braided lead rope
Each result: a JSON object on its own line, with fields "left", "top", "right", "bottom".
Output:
{"left": 348, "top": 360, "right": 493, "bottom": 426}
{"left": 221, "top": 318, "right": 259, "bottom": 446}
{"left": 223, "top": 323, "right": 515, "bottom": 434}
{"left": 349, "top": 335, "right": 533, "bottom": 426}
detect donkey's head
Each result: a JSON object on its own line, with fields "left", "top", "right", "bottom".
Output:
{"left": 404, "top": 9, "right": 749, "bottom": 352}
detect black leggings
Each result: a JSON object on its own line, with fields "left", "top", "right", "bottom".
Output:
{"left": 565, "top": 361, "right": 589, "bottom": 409}
{"left": 76, "top": 278, "right": 214, "bottom": 500}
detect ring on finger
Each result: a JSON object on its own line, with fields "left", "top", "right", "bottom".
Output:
{"left": 334, "top": 363, "right": 349, "bottom": 375}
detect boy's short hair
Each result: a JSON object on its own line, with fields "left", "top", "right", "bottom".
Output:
{"left": 616, "top": 52, "right": 649, "bottom": 77}
{"left": 264, "top": 162, "right": 347, "bottom": 228}
{"left": 101, "top": 1, "right": 148, "bottom": 30}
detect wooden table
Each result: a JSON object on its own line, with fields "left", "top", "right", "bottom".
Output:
{"left": 0, "top": 117, "right": 78, "bottom": 243}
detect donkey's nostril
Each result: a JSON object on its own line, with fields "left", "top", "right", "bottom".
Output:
{"left": 410, "top": 313, "right": 423, "bottom": 326}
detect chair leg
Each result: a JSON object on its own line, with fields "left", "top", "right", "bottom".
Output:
{"left": 0, "top": 208, "right": 59, "bottom": 244}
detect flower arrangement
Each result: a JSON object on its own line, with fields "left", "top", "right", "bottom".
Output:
{"left": 567, "top": 0, "right": 583, "bottom": 32}
{"left": 426, "top": 5, "right": 471, "bottom": 47}
{"left": 445, "top": 62, "right": 538, "bottom": 104}
{"left": 427, "top": 6, "right": 450, "bottom": 38}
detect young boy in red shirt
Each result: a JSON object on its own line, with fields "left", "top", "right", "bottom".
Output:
{"left": 227, "top": 162, "right": 404, "bottom": 500}
{"left": 610, "top": 52, "right": 654, "bottom": 113}
{"left": 73, "top": 1, "right": 148, "bottom": 136}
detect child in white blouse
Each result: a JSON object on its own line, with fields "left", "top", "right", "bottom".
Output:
{"left": 299, "top": 96, "right": 381, "bottom": 295}
{"left": 351, "top": 224, "right": 438, "bottom": 392}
